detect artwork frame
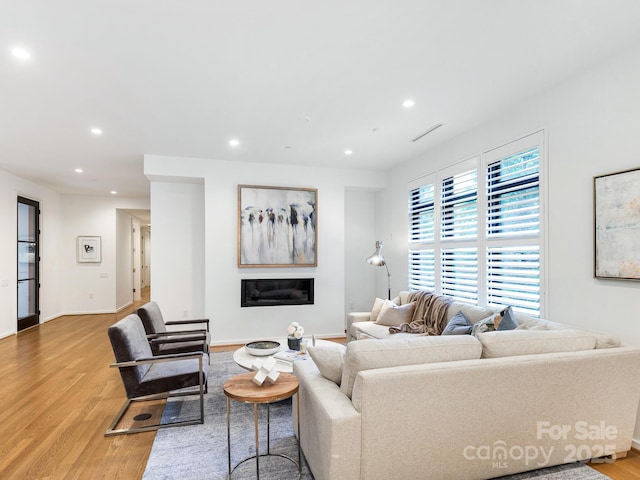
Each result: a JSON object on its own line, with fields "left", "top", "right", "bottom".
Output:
{"left": 238, "top": 185, "right": 317, "bottom": 267}
{"left": 594, "top": 167, "right": 640, "bottom": 280}
{"left": 77, "top": 236, "right": 102, "bottom": 263}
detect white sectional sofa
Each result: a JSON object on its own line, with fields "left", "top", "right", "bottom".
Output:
{"left": 293, "top": 292, "right": 640, "bottom": 480}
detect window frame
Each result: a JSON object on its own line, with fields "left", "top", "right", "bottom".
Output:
{"left": 407, "top": 130, "right": 547, "bottom": 317}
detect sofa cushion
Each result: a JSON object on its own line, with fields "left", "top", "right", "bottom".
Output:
{"left": 375, "top": 301, "right": 416, "bottom": 327}
{"left": 513, "top": 313, "right": 622, "bottom": 349}
{"left": 442, "top": 310, "right": 472, "bottom": 335}
{"left": 446, "top": 301, "right": 497, "bottom": 324}
{"left": 370, "top": 297, "right": 386, "bottom": 322}
{"left": 340, "top": 336, "right": 482, "bottom": 398}
{"left": 307, "top": 343, "right": 347, "bottom": 385}
{"left": 478, "top": 329, "right": 597, "bottom": 358}
{"left": 399, "top": 291, "right": 410, "bottom": 305}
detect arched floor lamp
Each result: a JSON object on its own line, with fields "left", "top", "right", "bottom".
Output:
{"left": 366, "top": 241, "right": 391, "bottom": 300}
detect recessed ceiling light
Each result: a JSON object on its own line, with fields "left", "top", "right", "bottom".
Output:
{"left": 229, "top": 138, "right": 240, "bottom": 147}
{"left": 90, "top": 127, "right": 103, "bottom": 135}
{"left": 344, "top": 150, "right": 353, "bottom": 155}
{"left": 110, "top": 190, "right": 117, "bottom": 195}
{"left": 75, "top": 168, "right": 83, "bottom": 173}
{"left": 11, "top": 47, "right": 31, "bottom": 61}
{"left": 402, "top": 99, "right": 415, "bottom": 108}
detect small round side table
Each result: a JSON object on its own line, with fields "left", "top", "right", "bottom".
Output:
{"left": 223, "top": 372, "right": 301, "bottom": 479}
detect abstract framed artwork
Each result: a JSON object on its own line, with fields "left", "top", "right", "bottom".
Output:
{"left": 594, "top": 167, "right": 640, "bottom": 280}
{"left": 77, "top": 236, "right": 102, "bottom": 263}
{"left": 238, "top": 185, "right": 317, "bottom": 267}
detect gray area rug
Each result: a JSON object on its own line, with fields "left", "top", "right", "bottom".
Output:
{"left": 143, "top": 351, "right": 610, "bottom": 480}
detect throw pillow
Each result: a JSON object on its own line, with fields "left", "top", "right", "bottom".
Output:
{"left": 472, "top": 307, "right": 519, "bottom": 336}
{"left": 370, "top": 297, "right": 386, "bottom": 322}
{"left": 471, "top": 312, "right": 500, "bottom": 336}
{"left": 497, "top": 306, "right": 518, "bottom": 331}
{"left": 375, "top": 301, "right": 416, "bottom": 327}
{"left": 307, "top": 343, "right": 346, "bottom": 385}
{"left": 442, "top": 310, "right": 472, "bottom": 335}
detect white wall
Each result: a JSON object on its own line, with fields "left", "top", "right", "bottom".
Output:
{"left": 0, "top": 170, "right": 62, "bottom": 338}
{"left": 115, "top": 210, "right": 133, "bottom": 311}
{"left": 60, "top": 195, "right": 150, "bottom": 314}
{"left": 146, "top": 155, "right": 386, "bottom": 343}
{"left": 132, "top": 217, "right": 141, "bottom": 302}
{"left": 379, "top": 41, "right": 640, "bottom": 343}
{"left": 150, "top": 180, "right": 205, "bottom": 323}
{"left": 345, "top": 189, "right": 378, "bottom": 317}
{"left": 376, "top": 42, "right": 640, "bottom": 442}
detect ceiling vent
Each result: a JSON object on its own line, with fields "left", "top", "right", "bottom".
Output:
{"left": 411, "top": 123, "right": 444, "bottom": 142}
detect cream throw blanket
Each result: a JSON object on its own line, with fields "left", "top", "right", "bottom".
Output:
{"left": 388, "top": 290, "right": 453, "bottom": 336}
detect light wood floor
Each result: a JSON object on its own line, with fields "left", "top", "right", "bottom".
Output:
{"left": 0, "top": 288, "right": 639, "bottom": 479}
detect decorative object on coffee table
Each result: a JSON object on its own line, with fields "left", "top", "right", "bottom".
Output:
{"left": 366, "top": 240, "right": 391, "bottom": 299}
{"left": 250, "top": 356, "right": 280, "bottom": 386}
{"left": 287, "top": 322, "right": 304, "bottom": 350}
{"left": 244, "top": 340, "right": 281, "bottom": 356}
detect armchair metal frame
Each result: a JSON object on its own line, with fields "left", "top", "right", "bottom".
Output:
{"left": 105, "top": 351, "right": 208, "bottom": 437}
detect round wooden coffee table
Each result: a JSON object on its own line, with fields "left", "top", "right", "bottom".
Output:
{"left": 224, "top": 372, "right": 301, "bottom": 479}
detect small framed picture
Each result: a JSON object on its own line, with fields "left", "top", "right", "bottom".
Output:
{"left": 77, "top": 236, "right": 102, "bottom": 263}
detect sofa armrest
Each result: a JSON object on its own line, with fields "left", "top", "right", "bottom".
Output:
{"left": 346, "top": 312, "right": 372, "bottom": 342}
{"left": 293, "top": 359, "right": 361, "bottom": 480}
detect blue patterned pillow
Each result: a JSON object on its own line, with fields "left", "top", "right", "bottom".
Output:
{"left": 472, "top": 306, "right": 519, "bottom": 336}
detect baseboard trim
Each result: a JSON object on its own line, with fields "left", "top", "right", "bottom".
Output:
{"left": 632, "top": 439, "right": 640, "bottom": 451}
{"left": 57, "top": 310, "right": 118, "bottom": 316}
{"left": 116, "top": 301, "right": 133, "bottom": 313}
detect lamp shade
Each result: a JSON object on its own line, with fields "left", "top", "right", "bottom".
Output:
{"left": 366, "top": 241, "right": 391, "bottom": 300}
{"left": 366, "top": 241, "right": 386, "bottom": 266}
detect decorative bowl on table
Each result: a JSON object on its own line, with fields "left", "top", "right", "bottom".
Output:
{"left": 245, "top": 340, "right": 281, "bottom": 356}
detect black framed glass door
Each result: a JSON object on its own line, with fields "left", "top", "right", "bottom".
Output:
{"left": 17, "top": 196, "right": 39, "bottom": 331}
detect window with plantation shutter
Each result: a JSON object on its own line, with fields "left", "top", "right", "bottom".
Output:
{"left": 441, "top": 247, "right": 478, "bottom": 303}
{"left": 409, "top": 183, "right": 435, "bottom": 242}
{"left": 407, "top": 131, "right": 545, "bottom": 317}
{"left": 408, "top": 249, "right": 435, "bottom": 291}
{"left": 441, "top": 169, "right": 477, "bottom": 239}
{"left": 487, "top": 246, "right": 540, "bottom": 316}
{"left": 487, "top": 147, "right": 539, "bottom": 237}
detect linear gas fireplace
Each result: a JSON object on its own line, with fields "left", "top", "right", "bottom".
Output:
{"left": 241, "top": 278, "right": 314, "bottom": 307}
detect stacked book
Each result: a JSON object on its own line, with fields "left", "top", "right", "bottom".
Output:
{"left": 273, "top": 349, "right": 308, "bottom": 363}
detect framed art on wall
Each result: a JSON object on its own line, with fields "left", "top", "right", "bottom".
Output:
{"left": 594, "top": 167, "right": 640, "bottom": 280}
{"left": 238, "top": 185, "right": 317, "bottom": 267}
{"left": 77, "top": 236, "right": 102, "bottom": 263}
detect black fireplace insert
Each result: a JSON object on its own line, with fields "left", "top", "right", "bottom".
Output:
{"left": 241, "top": 278, "right": 314, "bottom": 307}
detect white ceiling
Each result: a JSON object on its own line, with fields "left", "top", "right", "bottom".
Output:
{"left": 3, "top": 0, "right": 640, "bottom": 197}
